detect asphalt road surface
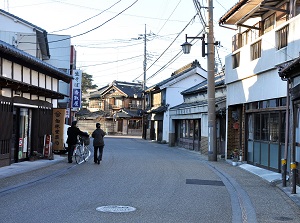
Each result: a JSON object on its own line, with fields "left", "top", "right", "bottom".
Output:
{"left": 0, "top": 136, "right": 299, "bottom": 223}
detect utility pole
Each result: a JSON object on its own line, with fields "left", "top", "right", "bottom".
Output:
{"left": 143, "top": 24, "right": 146, "bottom": 92}
{"left": 207, "top": 0, "right": 217, "bottom": 161}
{"left": 142, "top": 24, "right": 147, "bottom": 139}
{"left": 181, "top": 1, "right": 217, "bottom": 160}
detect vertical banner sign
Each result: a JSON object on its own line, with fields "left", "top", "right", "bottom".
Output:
{"left": 43, "top": 134, "right": 51, "bottom": 157}
{"left": 72, "top": 70, "right": 82, "bottom": 108}
{"left": 52, "top": 108, "right": 66, "bottom": 151}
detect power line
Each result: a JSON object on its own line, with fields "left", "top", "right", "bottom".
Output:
{"left": 156, "top": 0, "right": 182, "bottom": 35}
{"left": 48, "top": 0, "right": 139, "bottom": 44}
{"left": 147, "top": 33, "right": 203, "bottom": 81}
{"left": 79, "top": 54, "right": 143, "bottom": 68}
{"left": 50, "top": 0, "right": 122, "bottom": 33}
{"left": 133, "top": 13, "right": 198, "bottom": 82}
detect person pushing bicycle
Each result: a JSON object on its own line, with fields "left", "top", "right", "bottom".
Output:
{"left": 66, "top": 121, "right": 89, "bottom": 163}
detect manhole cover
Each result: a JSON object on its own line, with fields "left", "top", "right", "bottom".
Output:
{"left": 96, "top": 205, "right": 136, "bottom": 213}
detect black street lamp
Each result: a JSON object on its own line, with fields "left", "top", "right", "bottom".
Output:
{"left": 181, "top": 34, "right": 206, "bottom": 57}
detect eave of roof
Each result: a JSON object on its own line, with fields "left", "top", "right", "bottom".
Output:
{"left": 147, "top": 105, "right": 168, "bottom": 114}
{"left": 219, "top": 0, "right": 285, "bottom": 26}
{"left": 0, "top": 40, "right": 72, "bottom": 83}
{"left": 278, "top": 56, "right": 300, "bottom": 78}
{"left": 0, "top": 76, "right": 67, "bottom": 99}
{"left": 170, "top": 96, "right": 226, "bottom": 110}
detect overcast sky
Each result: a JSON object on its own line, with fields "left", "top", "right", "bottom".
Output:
{"left": 1, "top": 0, "right": 237, "bottom": 88}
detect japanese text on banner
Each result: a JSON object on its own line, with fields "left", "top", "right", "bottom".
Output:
{"left": 72, "top": 70, "right": 82, "bottom": 108}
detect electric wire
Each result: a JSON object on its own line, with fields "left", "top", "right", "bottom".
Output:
{"left": 132, "top": 13, "right": 198, "bottom": 82}
{"left": 147, "top": 33, "right": 203, "bottom": 81}
{"left": 79, "top": 54, "right": 143, "bottom": 68}
{"left": 156, "top": 0, "right": 182, "bottom": 35}
{"left": 50, "top": 0, "right": 122, "bottom": 33}
{"left": 47, "top": 0, "right": 139, "bottom": 44}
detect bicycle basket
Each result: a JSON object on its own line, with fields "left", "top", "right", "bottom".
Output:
{"left": 82, "top": 136, "right": 90, "bottom": 145}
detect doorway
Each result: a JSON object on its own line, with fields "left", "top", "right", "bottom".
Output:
{"left": 13, "top": 107, "right": 32, "bottom": 162}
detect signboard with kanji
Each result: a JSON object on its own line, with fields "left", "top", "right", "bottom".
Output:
{"left": 72, "top": 70, "right": 82, "bottom": 108}
{"left": 52, "top": 108, "right": 66, "bottom": 151}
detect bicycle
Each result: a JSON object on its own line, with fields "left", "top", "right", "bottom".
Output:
{"left": 74, "top": 136, "right": 90, "bottom": 164}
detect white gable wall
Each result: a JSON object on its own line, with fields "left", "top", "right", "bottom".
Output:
{"left": 162, "top": 71, "right": 207, "bottom": 142}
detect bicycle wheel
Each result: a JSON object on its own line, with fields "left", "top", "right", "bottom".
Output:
{"left": 83, "top": 146, "right": 89, "bottom": 162}
{"left": 74, "top": 145, "right": 83, "bottom": 164}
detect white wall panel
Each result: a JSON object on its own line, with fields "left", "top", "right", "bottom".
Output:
{"left": 46, "top": 76, "right": 52, "bottom": 90}
{"left": 39, "top": 73, "right": 45, "bottom": 88}
{"left": 32, "top": 70, "right": 39, "bottom": 86}
{"left": 13, "top": 63, "right": 22, "bottom": 81}
{"left": 23, "top": 67, "right": 30, "bottom": 84}
{"left": 2, "top": 59, "right": 12, "bottom": 78}
{"left": 53, "top": 79, "right": 58, "bottom": 91}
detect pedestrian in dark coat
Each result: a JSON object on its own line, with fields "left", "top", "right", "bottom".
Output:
{"left": 92, "top": 123, "right": 106, "bottom": 164}
{"left": 66, "top": 121, "right": 89, "bottom": 163}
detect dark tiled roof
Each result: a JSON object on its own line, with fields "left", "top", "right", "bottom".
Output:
{"left": 0, "top": 40, "right": 72, "bottom": 83}
{"left": 147, "top": 104, "right": 168, "bottom": 114}
{"left": 170, "top": 96, "right": 226, "bottom": 110}
{"left": 117, "top": 108, "right": 141, "bottom": 118}
{"left": 89, "top": 81, "right": 144, "bottom": 99}
{"left": 278, "top": 56, "right": 300, "bottom": 78}
{"left": 111, "top": 81, "right": 144, "bottom": 97}
{"left": 181, "top": 71, "right": 225, "bottom": 95}
{"left": 89, "top": 86, "right": 108, "bottom": 99}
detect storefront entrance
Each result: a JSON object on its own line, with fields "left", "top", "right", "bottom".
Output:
{"left": 12, "top": 107, "right": 32, "bottom": 163}
{"left": 246, "top": 98, "right": 286, "bottom": 172}
{"left": 175, "top": 119, "right": 201, "bottom": 151}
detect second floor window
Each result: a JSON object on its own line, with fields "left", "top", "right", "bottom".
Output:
{"left": 251, "top": 40, "right": 261, "bottom": 61}
{"left": 232, "top": 52, "right": 240, "bottom": 69}
{"left": 115, "top": 98, "right": 122, "bottom": 107}
{"left": 276, "top": 25, "right": 288, "bottom": 50}
{"left": 152, "top": 93, "right": 161, "bottom": 107}
{"left": 263, "top": 14, "right": 275, "bottom": 34}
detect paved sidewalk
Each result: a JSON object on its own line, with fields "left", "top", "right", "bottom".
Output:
{"left": 0, "top": 152, "right": 300, "bottom": 209}
{"left": 0, "top": 155, "right": 66, "bottom": 179}
{"left": 229, "top": 161, "right": 300, "bottom": 208}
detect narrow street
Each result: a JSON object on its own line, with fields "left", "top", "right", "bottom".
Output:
{"left": 0, "top": 136, "right": 299, "bottom": 223}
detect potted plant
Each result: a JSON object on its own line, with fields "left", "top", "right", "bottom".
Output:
{"left": 231, "top": 148, "right": 239, "bottom": 166}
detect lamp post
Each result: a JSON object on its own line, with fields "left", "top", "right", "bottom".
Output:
{"left": 181, "top": 0, "right": 217, "bottom": 161}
